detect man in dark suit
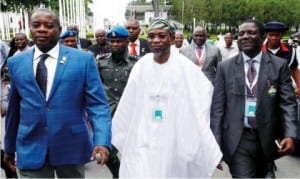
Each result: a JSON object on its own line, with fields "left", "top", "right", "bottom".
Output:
{"left": 179, "top": 26, "right": 222, "bottom": 84}
{"left": 125, "top": 18, "right": 151, "bottom": 58}
{"left": 67, "top": 24, "right": 93, "bottom": 50}
{"left": 210, "top": 19, "right": 298, "bottom": 178}
{"left": 3, "top": 8, "right": 111, "bottom": 178}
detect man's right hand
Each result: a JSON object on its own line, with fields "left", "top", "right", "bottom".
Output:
{"left": 217, "top": 160, "right": 224, "bottom": 171}
{"left": 3, "top": 153, "right": 17, "bottom": 172}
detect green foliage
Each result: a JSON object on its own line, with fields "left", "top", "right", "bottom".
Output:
{"left": 169, "top": 0, "right": 300, "bottom": 33}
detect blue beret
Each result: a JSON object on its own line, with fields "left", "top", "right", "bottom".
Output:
{"left": 107, "top": 26, "right": 128, "bottom": 38}
{"left": 60, "top": 30, "right": 78, "bottom": 39}
{"left": 264, "top": 22, "right": 288, "bottom": 32}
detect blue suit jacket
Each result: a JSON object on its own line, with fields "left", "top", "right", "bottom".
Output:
{"left": 4, "top": 44, "right": 111, "bottom": 169}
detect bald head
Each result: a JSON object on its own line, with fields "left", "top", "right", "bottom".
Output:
{"left": 67, "top": 24, "right": 79, "bottom": 32}
{"left": 95, "top": 28, "right": 107, "bottom": 45}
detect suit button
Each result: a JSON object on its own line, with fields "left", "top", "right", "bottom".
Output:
{"left": 46, "top": 108, "right": 50, "bottom": 112}
{"left": 45, "top": 127, "right": 48, "bottom": 131}
{"left": 114, "top": 78, "right": 118, "bottom": 82}
{"left": 114, "top": 88, "right": 118, "bottom": 91}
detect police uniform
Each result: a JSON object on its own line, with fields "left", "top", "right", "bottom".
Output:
{"left": 98, "top": 52, "right": 137, "bottom": 114}
{"left": 262, "top": 21, "right": 300, "bottom": 178}
{"left": 60, "top": 30, "right": 77, "bottom": 39}
{"left": 262, "top": 22, "right": 298, "bottom": 70}
{"left": 96, "top": 26, "right": 138, "bottom": 178}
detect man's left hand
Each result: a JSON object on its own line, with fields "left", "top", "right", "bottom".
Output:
{"left": 295, "top": 88, "right": 300, "bottom": 97}
{"left": 278, "top": 137, "right": 295, "bottom": 155}
{"left": 90, "top": 146, "right": 110, "bottom": 166}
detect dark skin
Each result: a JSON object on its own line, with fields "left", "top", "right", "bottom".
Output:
{"left": 174, "top": 33, "right": 184, "bottom": 48}
{"left": 95, "top": 29, "right": 106, "bottom": 46}
{"left": 217, "top": 22, "right": 296, "bottom": 171}
{"left": 125, "top": 20, "right": 140, "bottom": 42}
{"left": 147, "top": 29, "right": 174, "bottom": 64}
{"left": 224, "top": 32, "right": 233, "bottom": 48}
{"left": 29, "top": 10, "right": 61, "bottom": 53}
{"left": 4, "top": 9, "right": 109, "bottom": 172}
{"left": 238, "top": 22, "right": 295, "bottom": 153}
{"left": 108, "top": 37, "right": 128, "bottom": 62}
{"left": 62, "top": 36, "right": 78, "bottom": 48}
{"left": 14, "top": 33, "right": 28, "bottom": 51}
{"left": 192, "top": 27, "right": 206, "bottom": 47}
{"left": 266, "top": 31, "right": 300, "bottom": 96}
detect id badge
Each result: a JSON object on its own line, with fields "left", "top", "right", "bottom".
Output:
{"left": 152, "top": 107, "right": 163, "bottom": 121}
{"left": 245, "top": 98, "right": 256, "bottom": 117}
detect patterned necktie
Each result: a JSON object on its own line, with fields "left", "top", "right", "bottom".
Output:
{"left": 130, "top": 43, "right": 137, "bottom": 56}
{"left": 246, "top": 59, "right": 257, "bottom": 129}
{"left": 36, "top": 54, "right": 49, "bottom": 97}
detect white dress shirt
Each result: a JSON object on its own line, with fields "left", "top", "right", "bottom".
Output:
{"left": 33, "top": 43, "right": 59, "bottom": 100}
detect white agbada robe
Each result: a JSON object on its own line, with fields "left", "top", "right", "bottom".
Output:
{"left": 112, "top": 52, "right": 222, "bottom": 178}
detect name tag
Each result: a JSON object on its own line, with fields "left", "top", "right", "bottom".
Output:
{"left": 245, "top": 98, "right": 256, "bottom": 117}
{"left": 153, "top": 108, "right": 163, "bottom": 121}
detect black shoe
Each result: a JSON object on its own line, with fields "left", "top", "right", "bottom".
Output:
{"left": 265, "top": 161, "right": 276, "bottom": 178}
{"left": 265, "top": 171, "right": 276, "bottom": 179}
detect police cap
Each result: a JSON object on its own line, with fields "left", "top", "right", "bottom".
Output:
{"left": 60, "top": 30, "right": 78, "bottom": 39}
{"left": 264, "top": 22, "right": 288, "bottom": 32}
{"left": 107, "top": 26, "right": 129, "bottom": 38}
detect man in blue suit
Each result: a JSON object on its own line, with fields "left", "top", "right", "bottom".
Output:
{"left": 3, "top": 8, "right": 111, "bottom": 178}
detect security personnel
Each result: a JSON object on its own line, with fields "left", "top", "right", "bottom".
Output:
{"left": 262, "top": 21, "right": 300, "bottom": 178}
{"left": 60, "top": 30, "right": 78, "bottom": 48}
{"left": 97, "top": 26, "right": 138, "bottom": 178}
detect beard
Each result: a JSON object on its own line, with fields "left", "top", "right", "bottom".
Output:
{"left": 152, "top": 47, "right": 170, "bottom": 58}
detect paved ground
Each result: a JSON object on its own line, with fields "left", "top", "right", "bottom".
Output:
{"left": 85, "top": 154, "right": 300, "bottom": 178}
{"left": 1, "top": 154, "right": 299, "bottom": 178}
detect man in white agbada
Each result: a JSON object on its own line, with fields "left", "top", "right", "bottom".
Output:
{"left": 112, "top": 18, "right": 222, "bottom": 178}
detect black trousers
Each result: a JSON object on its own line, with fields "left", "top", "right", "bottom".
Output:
{"left": 106, "top": 145, "right": 120, "bottom": 178}
{"left": 228, "top": 129, "right": 268, "bottom": 178}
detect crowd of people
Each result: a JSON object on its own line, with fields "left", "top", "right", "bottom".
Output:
{"left": 0, "top": 7, "right": 300, "bottom": 178}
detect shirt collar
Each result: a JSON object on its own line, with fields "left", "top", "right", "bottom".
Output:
{"left": 131, "top": 39, "right": 140, "bottom": 46}
{"left": 242, "top": 51, "right": 262, "bottom": 63}
{"left": 33, "top": 43, "right": 60, "bottom": 61}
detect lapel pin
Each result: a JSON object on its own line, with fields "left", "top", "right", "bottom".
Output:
{"left": 60, "top": 56, "right": 67, "bottom": 64}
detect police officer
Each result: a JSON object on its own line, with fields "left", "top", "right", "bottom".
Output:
{"left": 97, "top": 26, "right": 138, "bottom": 178}
{"left": 60, "top": 30, "right": 78, "bottom": 48}
{"left": 262, "top": 21, "right": 300, "bottom": 178}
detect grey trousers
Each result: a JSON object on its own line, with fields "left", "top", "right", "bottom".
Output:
{"left": 18, "top": 163, "right": 84, "bottom": 178}
{"left": 228, "top": 129, "right": 268, "bottom": 178}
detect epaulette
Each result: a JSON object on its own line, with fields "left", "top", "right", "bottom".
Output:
{"left": 128, "top": 55, "right": 139, "bottom": 61}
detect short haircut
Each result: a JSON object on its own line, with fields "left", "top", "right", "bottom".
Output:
{"left": 241, "top": 19, "right": 265, "bottom": 39}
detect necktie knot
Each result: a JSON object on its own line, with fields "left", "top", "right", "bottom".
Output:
{"left": 247, "top": 58, "right": 255, "bottom": 66}
{"left": 40, "top": 54, "right": 49, "bottom": 62}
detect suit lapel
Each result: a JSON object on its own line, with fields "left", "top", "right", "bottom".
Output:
{"left": 25, "top": 49, "right": 47, "bottom": 99}
{"left": 256, "top": 52, "right": 271, "bottom": 108}
{"left": 232, "top": 54, "right": 245, "bottom": 96}
{"left": 48, "top": 46, "right": 69, "bottom": 100}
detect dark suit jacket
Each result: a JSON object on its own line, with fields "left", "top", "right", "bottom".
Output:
{"left": 179, "top": 42, "right": 222, "bottom": 84}
{"left": 79, "top": 38, "right": 93, "bottom": 49}
{"left": 210, "top": 52, "right": 298, "bottom": 163}
{"left": 138, "top": 38, "right": 151, "bottom": 57}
